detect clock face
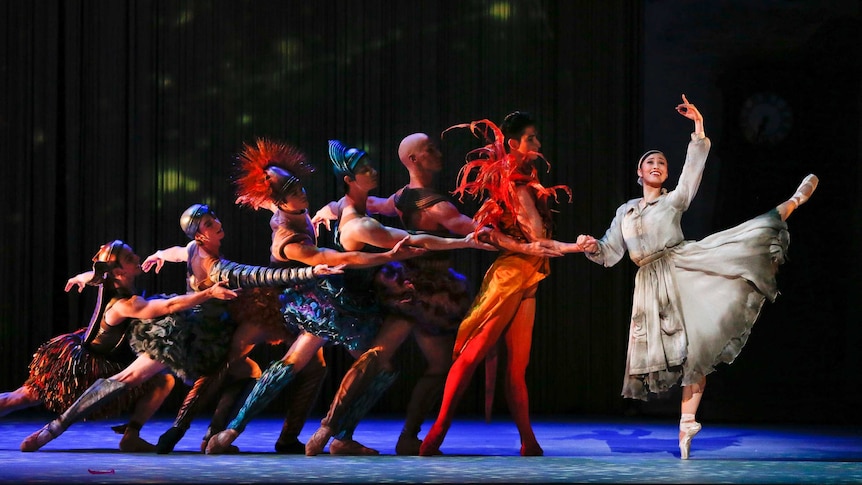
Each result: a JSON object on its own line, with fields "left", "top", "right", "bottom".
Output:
{"left": 739, "top": 92, "right": 794, "bottom": 146}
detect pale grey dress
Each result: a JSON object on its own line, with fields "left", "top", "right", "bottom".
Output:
{"left": 586, "top": 133, "right": 789, "bottom": 400}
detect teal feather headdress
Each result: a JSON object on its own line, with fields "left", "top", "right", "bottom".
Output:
{"left": 328, "top": 139, "right": 367, "bottom": 179}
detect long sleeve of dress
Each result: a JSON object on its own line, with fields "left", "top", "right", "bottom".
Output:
{"left": 585, "top": 203, "right": 629, "bottom": 268}
{"left": 586, "top": 132, "right": 711, "bottom": 268}
{"left": 666, "top": 132, "right": 710, "bottom": 211}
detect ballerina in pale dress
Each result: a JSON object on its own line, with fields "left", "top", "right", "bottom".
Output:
{"left": 577, "top": 94, "right": 818, "bottom": 459}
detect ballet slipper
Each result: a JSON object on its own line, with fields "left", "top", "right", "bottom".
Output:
{"left": 156, "top": 426, "right": 185, "bottom": 454}
{"left": 791, "top": 174, "right": 818, "bottom": 206}
{"left": 304, "top": 425, "right": 333, "bottom": 456}
{"left": 200, "top": 438, "right": 239, "bottom": 454}
{"left": 20, "top": 422, "right": 60, "bottom": 452}
{"left": 205, "top": 429, "right": 240, "bottom": 455}
{"left": 328, "top": 438, "right": 379, "bottom": 456}
{"left": 679, "top": 421, "right": 702, "bottom": 460}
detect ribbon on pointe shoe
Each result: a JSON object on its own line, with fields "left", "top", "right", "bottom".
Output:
{"left": 790, "top": 174, "right": 819, "bottom": 206}
{"left": 20, "top": 423, "right": 60, "bottom": 452}
{"left": 679, "top": 420, "right": 702, "bottom": 460}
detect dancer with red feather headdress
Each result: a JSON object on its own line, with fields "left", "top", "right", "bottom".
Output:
{"left": 420, "top": 112, "right": 584, "bottom": 457}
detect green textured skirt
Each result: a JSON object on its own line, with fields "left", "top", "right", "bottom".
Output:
{"left": 129, "top": 297, "right": 236, "bottom": 385}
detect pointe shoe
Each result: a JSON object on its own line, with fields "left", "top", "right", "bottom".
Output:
{"left": 305, "top": 426, "right": 333, "bottom": 456}
{"left": 395, "top": 433, "right": 422, "bottom": 456}
{"left": 791, "top": 174, "right": 819, "bottom": 206}
{"left": 328, "top": 438, "right": 379, "bottom": 456}
{"left": 205, "top": 429, "right": 240, "bottom": 455}
{"left": 20, "top": 423, "right": 60, "bottom": 452}
{"left": 679, "top": 421, "right": 702, "bottom": 460}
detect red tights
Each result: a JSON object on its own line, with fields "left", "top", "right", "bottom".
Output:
{"left": 419, "top": 294, "right": 542, "bottom": 456}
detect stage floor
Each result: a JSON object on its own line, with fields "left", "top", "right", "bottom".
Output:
{"left": 2, "top": 414, "right": 861, "bottom": 483}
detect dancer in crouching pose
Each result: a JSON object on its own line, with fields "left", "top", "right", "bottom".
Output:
{"left": 21, "top": 215, "right": 337, "bottom": 452}
{"left": 575, "top": 94, "right": 818, "bottom": 459}
{"left": 19, "top": 240, "right": 237, "bottom": 452}
{"left": 2, "top": 241, "right": 174, "bottom": 452}
{"left": 144, "top": 202, "right": 313, "bottom": 454}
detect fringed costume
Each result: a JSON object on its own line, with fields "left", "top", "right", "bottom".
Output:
{"left": 25, "top": 284, "right": 151, "bottom": 419}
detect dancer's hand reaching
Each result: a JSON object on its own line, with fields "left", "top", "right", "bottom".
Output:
{"left": 676, "top": 94, "right": 705, "bottom": 136}
{"left": 65, "top": 271, "right": 94, "bottom": 293}
{"left": 577, "top": 234, "right": 599, "bottom": 254}
{"left": 312, "top": 264, "right": 345, "bottom": 276}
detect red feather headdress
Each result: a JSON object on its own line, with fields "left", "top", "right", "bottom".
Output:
{"left": 234, "top": 138, "right": 315, "bottom": 209}
{"left": 445, "top": 119, "right": 571, "bottom": 233}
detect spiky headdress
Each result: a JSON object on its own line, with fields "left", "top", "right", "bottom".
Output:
{"left": 234, "top": 138, "right": 315, "bottom": 209}
{"left": 328, "top": 139, "right": 367, "bottom": 179}
{"left": 445, "top": 119, "right": 571, "bottom": 233}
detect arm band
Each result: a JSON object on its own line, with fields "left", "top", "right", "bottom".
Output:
{"left": 210, "top": 259, "right": 315, "bottom": 288}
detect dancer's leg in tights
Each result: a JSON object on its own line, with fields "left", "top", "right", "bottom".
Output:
{"left": 395, "top": 329, "right": 452, "bottom": 455}
{"left": 419, "top": 290, "right": 523, "bottom": 456}
{"left": 205, "top": 332, "right": 325, "bottom": 454}
{"left": 679, "top": 376, "right": 706, "bottom": 459}
{"left": 120, "top": 372, "right": 175, "bottom": 452}
{"left": 502, "top": 293, "right": 542, "bottom": 456}
{"left": 274, "top": 347, "right": 327, "bottom": 454}
{"left": 21, "top": 355, "right": 166, "bottom": 452}
{"left": 305, "top": 316, "right": 411, "bottom": 456}
{"left": 0, "top": 386, "right": 41, "bottom": 418}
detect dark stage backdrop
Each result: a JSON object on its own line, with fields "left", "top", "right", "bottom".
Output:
{"left": 1, "top": 1, "right": 859, "bottom": 425}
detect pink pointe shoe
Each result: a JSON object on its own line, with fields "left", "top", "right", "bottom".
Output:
{"left": 679, "top": 421, "right": 702, "bottom": 460}
{"left": 20, "top": 422, "right": 61, "bottom": 452}
{"left": 791, "top": 174, "right": 819, "bottom": 206}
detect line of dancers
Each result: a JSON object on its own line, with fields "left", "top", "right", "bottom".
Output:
{"left": 2, "top": 95, "right": 818, "bottom": 459}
